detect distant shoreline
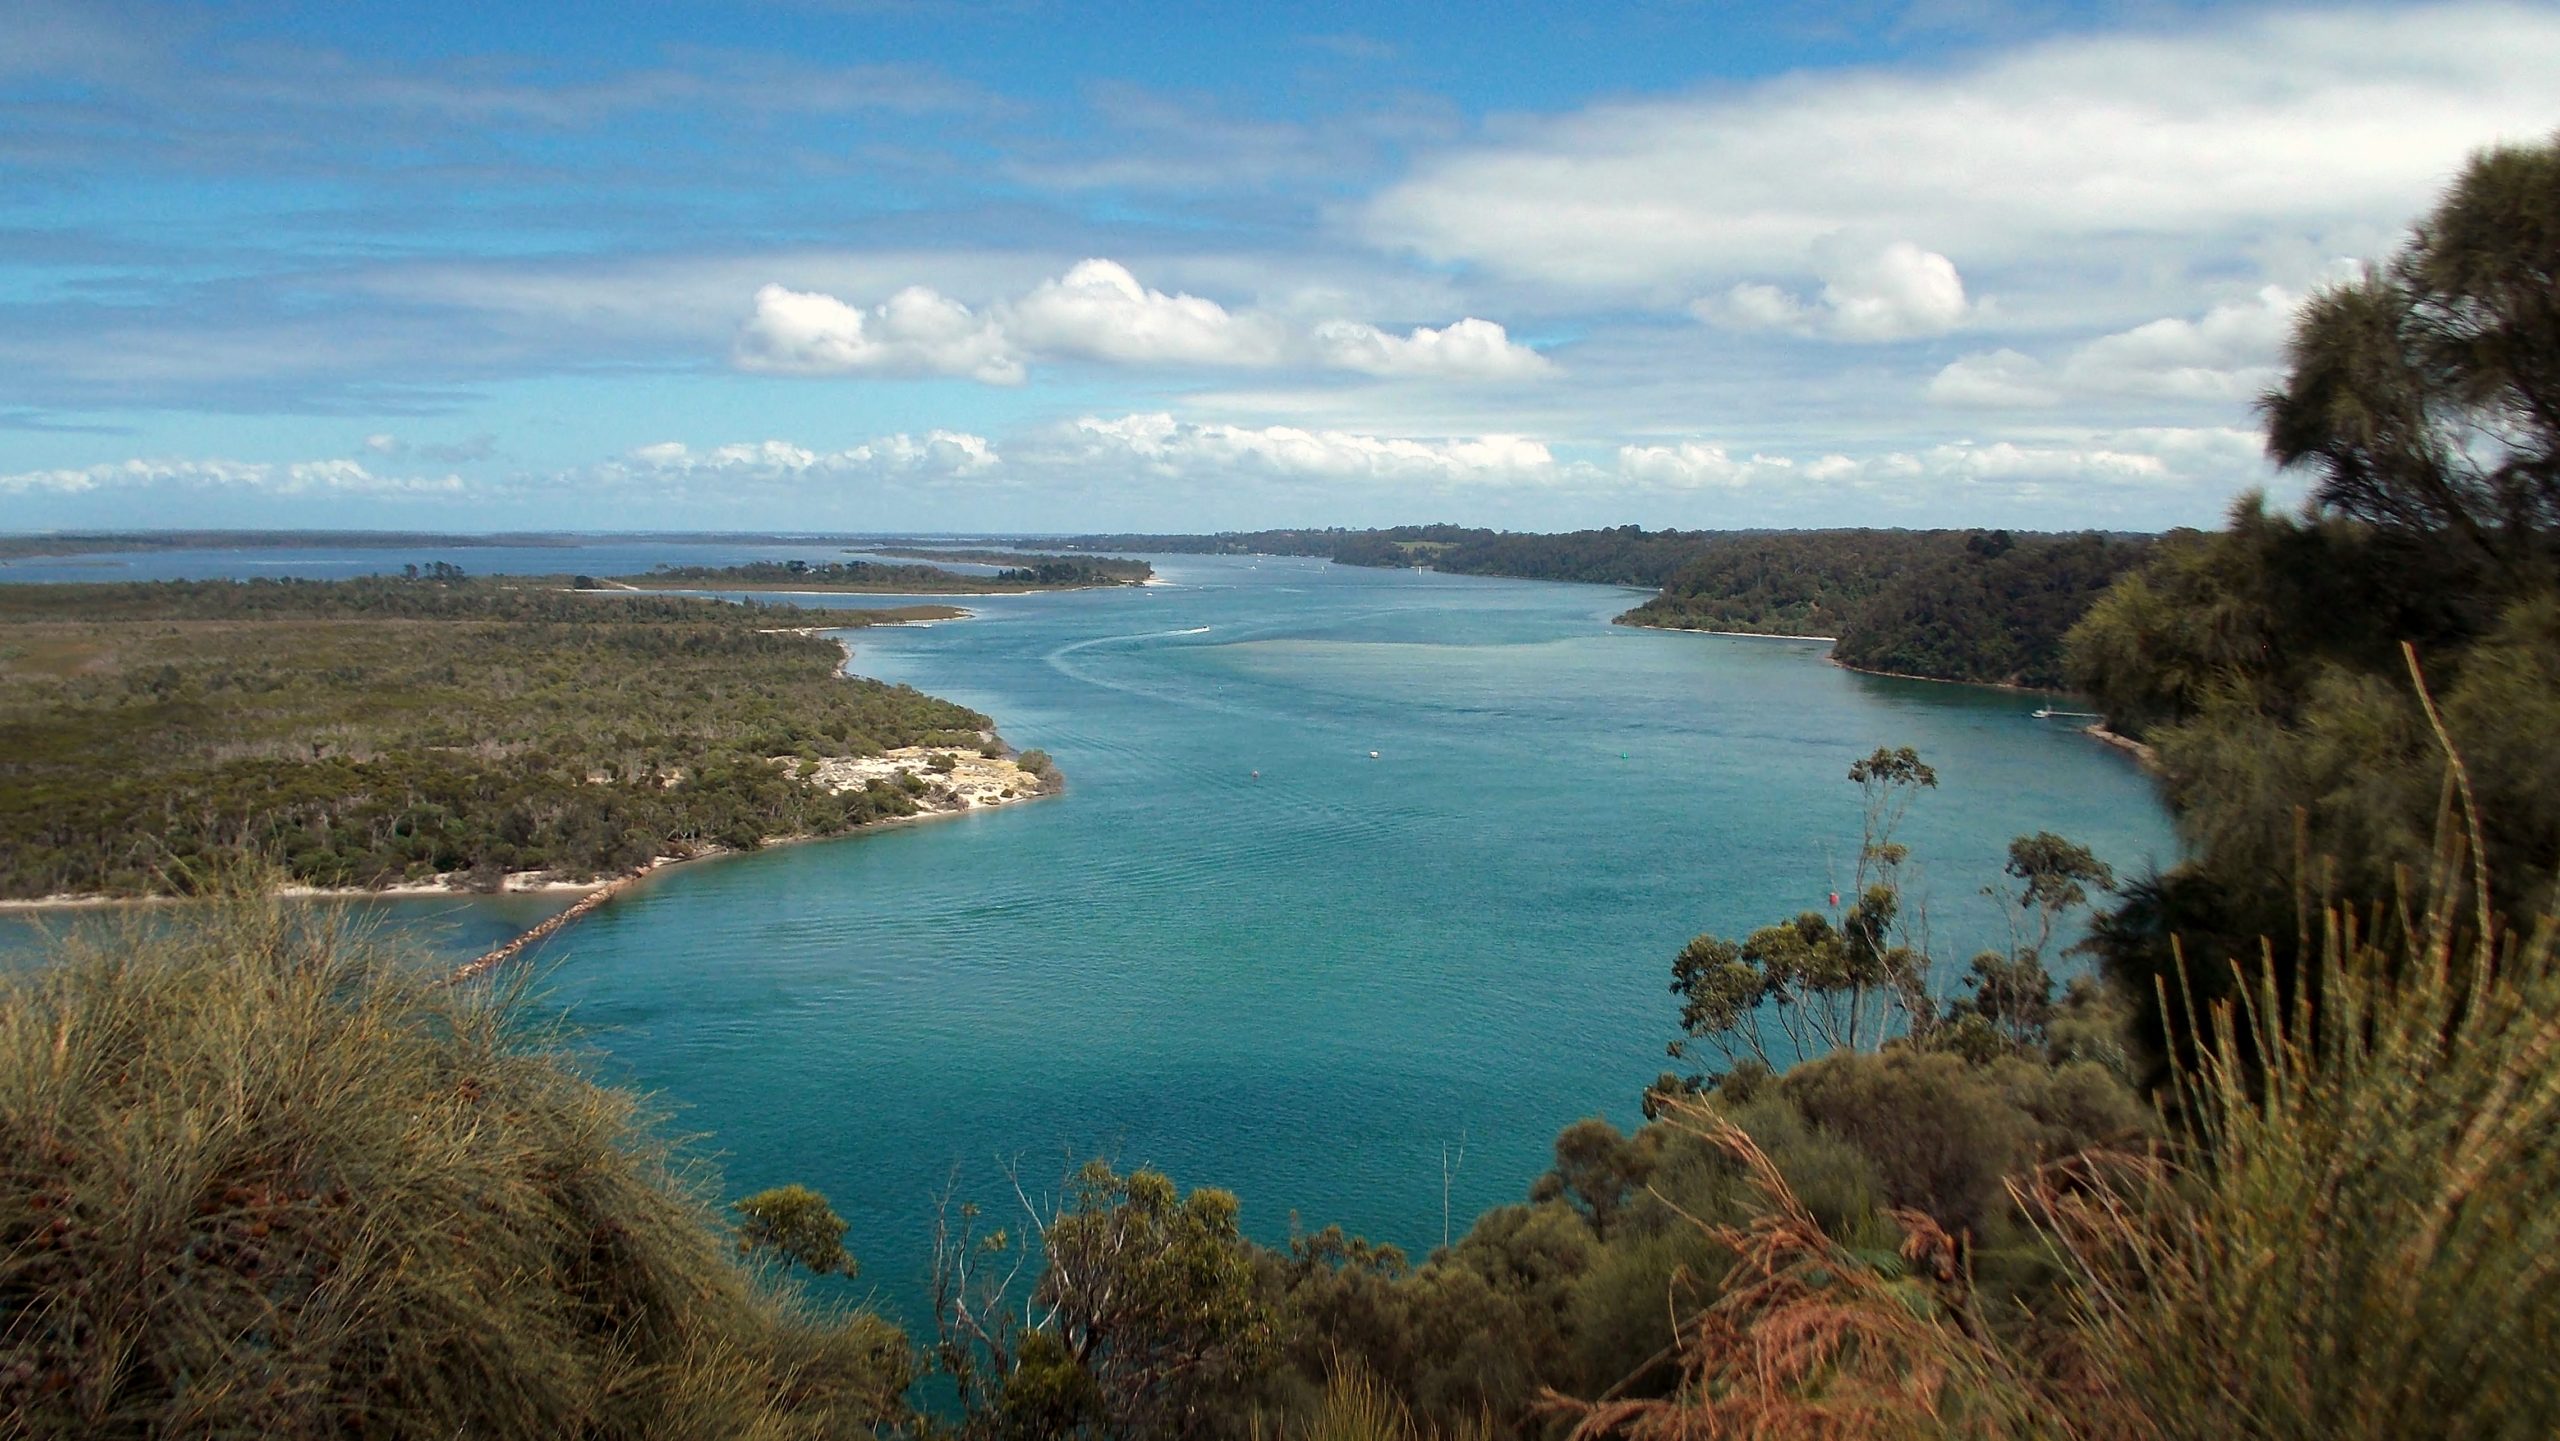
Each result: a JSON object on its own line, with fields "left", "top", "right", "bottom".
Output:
{"left": 612, "top": 580, "right": 1127, "bottom": 597}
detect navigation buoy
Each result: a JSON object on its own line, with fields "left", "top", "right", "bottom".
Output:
{"left": 1829, "top": 891, "right": 1841, "bottom": 908}
{"left": 1251, "top": 770, "right": 1260, "bottom": 779}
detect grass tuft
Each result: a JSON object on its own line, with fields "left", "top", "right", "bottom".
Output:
{"left": 0, "top": 889, "right": 911, "bottom": 1439}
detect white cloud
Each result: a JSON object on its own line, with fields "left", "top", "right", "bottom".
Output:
{"left": 1025, "top": 413, "right": 1561, "bottom": 486}
{"left": 615, "top": 431, "right": 1002, "bottom": 484}
{"left": 1701, "top": 242, "right": 1973, "bottom": 342}
{"left": 1927, "top": 348, "right": 2060, "bottom": 408}
{"left": 1615, "top": 443, "right": 1800, "bottom": 490}
{"left": 1006, "top": 259, "right": 1289, "bottom": 367}
{"left": 1310, "top": 316, "right": 1554, "bottom": 378}
{"left": 734, "top": 259, "right": 1551, "bottom": 383}
{"left": 733, "top": 283, "right": 1024, "bottom": 383}
{"left": 0, "top": 457, "right": 462, "bottom": 495}
{"left": 1931, "top": 285, "right": 2305, "bottom": 409}
{"left": 1613, "top": 430, "right": 2253, "bottom": 499}
{"left": 2060, "top": 284, "right": 2299, "bottom": 401}
{"left": 1363, "top": 2, "right": 2560, "bottom": 319}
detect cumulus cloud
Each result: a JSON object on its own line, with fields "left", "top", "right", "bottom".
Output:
{"left": 1615, "top": 443, "right": 1804, "bottom": 489}
{"left": 1611, "top": 431, "right": 2242, "bottom": 497}
{"left": 1930, "top": 285, "right": 2304, "bottom": 409}
{"left": 1024, "top": 413, "right": 1561, "bottom": 486}
{"left": 0, "top": 457, "right": 463, "bottom": 496}
{"left": 1310, "top": 316, "right": 1555, "bottom": 378}
{"left": 1006, "top": 259, "right": 1289, "bottom": 366}
{"left": 733, "top": 260, "right": 1550, "bottom": 383}
{"left": 1699, "top": 241, "right": 1973, "bottom": 342}
{"left": 2061, "top": 285, "right": 2300, "bottom": 401}
{"left": 1926, "top": 348, "right": 2060, "bottom": 408}
{"left": 1363, "top": 2, "right": 2560, "bottom": 313}
{"left": 733, "top": 283, "right": 1023, "bottom": 382}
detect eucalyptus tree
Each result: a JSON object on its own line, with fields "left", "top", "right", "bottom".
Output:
{"left": 1666, "top": 747, "right": 1940, "bottom": 1084}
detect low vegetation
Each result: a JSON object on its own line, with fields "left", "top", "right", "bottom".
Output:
{"left": 0, "top": 575, "right": 991, "bottom": 897}
{"left": 0, "top": 894, "right": 912, "bottom": 1438}
{"left": 3, "top": 134, "right": 2553, "bottom": 1441}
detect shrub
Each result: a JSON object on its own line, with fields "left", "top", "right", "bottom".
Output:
{"left": 0, "top": 896, "right": 912, "bottom": 1439}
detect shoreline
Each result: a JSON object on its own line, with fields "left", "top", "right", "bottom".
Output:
{"left": 0, "top": 776, "right": 1058, "bottom": 916}
{"left": 1618, "top": 615, "right": 2148, "bottom": 766}
{"left": 2082, "top": 721, "right": 2160, "bottom": 770}
{"left": 1822, "top": 655, "right": 2057, "bottom": 696}
{"left": 1612, "top": 615, "right": 1840, "bottom": 643}
{"left": 615, "top": 580, "right": 1137, "bottom": 598}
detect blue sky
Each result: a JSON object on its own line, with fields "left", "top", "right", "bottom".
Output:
{"left": 3, "top": 0, "right": 2555, "bottom": 533}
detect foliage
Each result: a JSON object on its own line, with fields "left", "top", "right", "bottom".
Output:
{"left": 2037, "top": 846, "right": 2560, "bottom": 1439}
{"left": 2263, "top": 135, "right": 2560, "bottom": 577}
{"left": 734, "top": 1184, "right": 858, "bottom": 1278}
{"left": 0, "top": 894, "right": 913, "bottom": 1439}
{"left": 1562, "top": 830, "right": 2560, "bottom": 1441}
{"left": 932, "top": 1161, "right": 1276, "bottom": 1440}
{"left": 2067, "top": 138, "right": 2560, "bottom": 1078}
{"left": 0, "top": 576, "right": 994, "bottom": 897}
{"left": 1666, "top": 748, "right": 1939, "bottom": 1081}
{"left": 1827, "top": 530, "right": 2150, "bottom": 688}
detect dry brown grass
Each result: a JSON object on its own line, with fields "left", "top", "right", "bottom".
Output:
{"left": 0, "top": 889, "right": 912, "bottom": 1439}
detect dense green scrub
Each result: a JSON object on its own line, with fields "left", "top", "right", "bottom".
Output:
{"left": 1822, "top": 530, "right": 2151, "bottom": 688}
{"left": 0, "top": 577, "right": 990, "bottom": 897}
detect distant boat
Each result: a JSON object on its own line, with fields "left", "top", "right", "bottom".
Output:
{"left": 2032, "top": 707, "right": 2101, "bottom": 720}
{"left": 1369, "top": 750, "right": 1380, "bottom": 759}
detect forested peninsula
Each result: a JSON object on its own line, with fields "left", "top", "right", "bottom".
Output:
{"left": 0, "top": 575, "right": 1058, "bottom": 900}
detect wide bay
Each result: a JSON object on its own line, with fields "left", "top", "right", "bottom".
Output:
{"left": 0, "top": 549, "right": 2177, "bottom": 1327}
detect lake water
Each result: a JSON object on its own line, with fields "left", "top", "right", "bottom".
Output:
{"left": 0, "top": 547, "right": 2177, "bottom": 1327}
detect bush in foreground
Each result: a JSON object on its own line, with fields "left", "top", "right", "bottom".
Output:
{"left": 0, "top": 899, "right": 910, "bottom": 1439}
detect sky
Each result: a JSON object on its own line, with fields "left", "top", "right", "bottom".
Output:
{"left": 2, "top": 0, "right": 2556, "bottom": 535}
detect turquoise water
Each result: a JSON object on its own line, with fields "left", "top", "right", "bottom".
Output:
{"left": 1, "top": 552, "right": 2175, "bottom": 1327}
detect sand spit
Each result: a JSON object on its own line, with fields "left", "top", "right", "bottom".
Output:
{"left": 801, "top": 745, "right": 1058, "bottom": 811}
{"left": 445, "top": 752, "right": 1059, "bottom": 978}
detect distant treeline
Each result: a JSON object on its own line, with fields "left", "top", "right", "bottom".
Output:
{"left": 620, "top": 555, "right": 1148, "bottom": 592}
{"left": 0, "top": 575, "right": 991, "bottom": 897}
{"left": 865, "top": 547, "right": 1155, "bottom": 582}
{"left": 0, "top": 530, "right": 580, "bottom": 562}
{"left": 1056, "top": 524, "right": 2149, "bottom": 688}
